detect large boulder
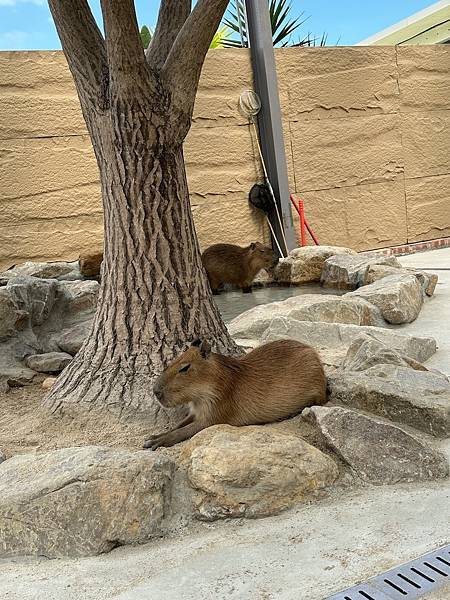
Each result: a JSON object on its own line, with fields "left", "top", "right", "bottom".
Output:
{"left": 0, "top": 288, "right": 28, "bottom": 341}
{"left": 328, "top": 366, "right": 450, "bottom": 437}
{"left": 363, "top": 264, "right": 438, "bottom": 297}
{"left": 0, "top": 261, "right": 81, "bottom": 282}
{"left": 184, "top": 425, "right": 338, "bottom": 520}
{"left": 25, "top": 352, "right": 72, "bottom": 373}
{"left": 58, "top": 280, "right": 99, "bottom": 317}
{"left": 227, "top": 294, "right": 383, "bottom": 339}
{"left": 341, "top": 335, "right": 430, "bottom": 373}
{"left": 0, "top": 447, "right": 174, "bottom": 558}
{"left": 346, "top": 274, "right": 423, "bottom": 324}
{"left": 320, "top": 252, "right": 401, "bottom": 290}
{"left": 275, "top": 245, "right": 356, "bottom": 284}
{"left": 304, "top": 406, "right": 448, "bottom": 484}
{"left": 56, "top": 321, "right": 92, "bottom": 355}
{"left": 261, "top": 317, "right": 436, "bottom": 364}
{"left": 6, "top": 276, "right": 57, "bottom": 326}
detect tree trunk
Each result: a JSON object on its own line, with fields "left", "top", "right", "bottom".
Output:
{"left": 45, "top": 116, "right": 238, "bottom": 426}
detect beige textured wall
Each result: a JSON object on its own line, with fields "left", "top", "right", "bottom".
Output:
{"left": 0, "top": 46, "right": 449, "bottom": 269}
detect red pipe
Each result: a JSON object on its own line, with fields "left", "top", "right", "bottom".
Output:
{"left": 289, "top": 194, "right": 319, "bottom": 246}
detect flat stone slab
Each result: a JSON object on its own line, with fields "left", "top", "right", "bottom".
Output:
{"left": 25, "top": 352, "right": 72, "bottom": 373}
{"left": 261, "top": 317, "right": 437, "bottom": 364}
{"left": 184, "top": 425, "right": 338, "bottom": 521}
{"left": 0, "top": 447, "right": 174, "bottom": 558}
{"left": 321, "top": 252, "right": 401, "bottom": 290}
{"left": 328, "top": 365, "right": 450, "bottom": 438}
{"left": 346, "top": 273, "right": 423, "bottom": 324}
{"left": 304, "top": 406, "right": 449, "bottom": 484}
{"left": 228, "top": 294, "right": 383, "bottom": 339}
{"left": 363, "top": 264, "right": 438, "bottom": 297}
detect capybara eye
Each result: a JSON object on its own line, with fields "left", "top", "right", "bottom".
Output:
{"left": 178, "top": 364, "right": 191, "bottom": 373}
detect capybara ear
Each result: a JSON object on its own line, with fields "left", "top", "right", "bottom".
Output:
{"left": 199, "top": 340, "right": 211, "bottom": 359}
{"left": 191, "top": 339, "right": 202, "bottom": 347}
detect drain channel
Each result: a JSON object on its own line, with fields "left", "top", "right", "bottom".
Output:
{"left": 326, "top": 544, "right": 450, "bottom": 599}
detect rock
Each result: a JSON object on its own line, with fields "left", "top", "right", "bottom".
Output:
{"left": 0, "top": 450, "right": 5, "bottom": 464}
{"left": 42, "top": 377, "right": 57, "bottom": 390}
{"left": 342, "top": 335, "right": 430, "bottom": 372}
{"left": 262, "top": 317, "right": 436, "bottom": 364}
{"left": 0, "top": 365, "right": 37, "bottom": 387}
{"left": 79, "top": 251, "right": 103, "bottom": 278}
{"left": 7, "top": 276, "right": 57, "bottom": 326}
{"left": 0, "top": 261, "right": 81, "bottom": 281}
{"left": 346, "top": 274, "right": 423, "bottom": 324}
{"left": 0, "top": 446, "right": 174, "bottom": 558}
{"left": 320, "top": 252, "right": 401, "bottom": 290}
{"left": 185, "top": 425, "right": 339, "bottom": 521}
{"left": 304, "top": 406, "right": 449, "bottom": 484}
{"left": 275, "top": 245, "right": 356, "bottom": 284}
{"left": 56, "top": 322, "right": 92, "bottom": 355}
{"left": 228, "top": 294, "right": 383, "bottom": 339}
{"left": 328, "top": 366, "right": 450, "bottom": 437}
{"left": 0, "top": 288, "right": 28, "bottom": 340}
{"left": 364, "top": 264, "right": 438, "bottom": 297}
{"left": 25, "top": 352, "right": 72, "bottom": 373}
{"left": 58, "top": 280, "right": 99, "bottom": 316}
{"left": 252, "top": 269, "right": 274, "bottom": 286}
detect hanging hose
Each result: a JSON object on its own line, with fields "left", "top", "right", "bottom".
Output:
{"left": 239, "top": 90, "right": 288, "bottom": 258}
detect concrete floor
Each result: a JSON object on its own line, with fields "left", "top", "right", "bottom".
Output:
{"left": 1, "top": 248, "right": 449, "bottom": 600}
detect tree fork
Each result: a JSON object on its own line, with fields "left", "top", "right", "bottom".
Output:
{"left": 46, "top": 0, "right": 237, "bottom": 425}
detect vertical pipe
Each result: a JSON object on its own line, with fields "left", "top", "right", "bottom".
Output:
{"left": 245, "top": 0, "right": 296, "bottom": 255}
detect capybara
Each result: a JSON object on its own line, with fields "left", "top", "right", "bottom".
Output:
{"left": 79, "top": 251, "right": 103, "bottom": 277}
{"left": 144, "top": 339, "right": 326, "bottom": 449}
{"left": 201, "top": 242, "right": 278, "bottom": 294}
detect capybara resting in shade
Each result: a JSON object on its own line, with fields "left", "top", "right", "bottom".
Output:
{"left": 79, "top": 251, "right": 103, "bottom": 277}
{"left": 144, "top": 339, "right": 326, "bottom": 450}
{"left": 201, "top": 242, "right": 278, "bottom": 294}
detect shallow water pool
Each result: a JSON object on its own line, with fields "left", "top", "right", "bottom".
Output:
{"left": 214, "top": 284, "right": 344, "bottom": 323}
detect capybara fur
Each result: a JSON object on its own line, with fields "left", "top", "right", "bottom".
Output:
{"left": 79, "top": 251, "right": 103, "bottom": 278}
{"left": 201, "top": 242, "right": 278, "bottom": 294}
{"left": 144, "top": 339, "right": 326, "bottom": 449}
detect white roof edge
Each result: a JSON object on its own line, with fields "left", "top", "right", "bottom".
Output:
{"left": 355, "top": 0, "right": 450, "bottom": 45}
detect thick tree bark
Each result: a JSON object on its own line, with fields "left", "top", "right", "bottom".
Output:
{"left": 46, "top": 0, "right": 237, "bottom": 427}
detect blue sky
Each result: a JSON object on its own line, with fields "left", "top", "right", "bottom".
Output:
{"left": 0, "top": 1, "right": 440, "bottom": 50}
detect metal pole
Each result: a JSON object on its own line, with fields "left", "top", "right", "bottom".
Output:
{"left": 244, "top": 0, "right": 296, "bottom": 254}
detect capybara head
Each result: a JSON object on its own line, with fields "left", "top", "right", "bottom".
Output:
{"left": 153, "top": 340, "right": 215, "bottom": 408}
{"left": 248, "top": 242, "right": 279, "bottom": 270}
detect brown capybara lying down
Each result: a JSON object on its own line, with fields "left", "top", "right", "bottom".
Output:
{"left": 144, "top": 339, "right": 326, "bottom": 450}
{"left": 201, "top": 242, "right": 278, "bottom": 294}
{"left": 79, "top": 251, "right": 103, "bottom": 277}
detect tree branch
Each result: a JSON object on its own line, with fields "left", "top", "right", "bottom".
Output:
{"left": 49, "top": 0, "right": 109, "bottom": 112}
{"left": 146, "top": 0, "right": 191, "bottom": 70}
{"left": 163, "top": 0, "right": 229, "bottom": 114}
{"left": 100, "top": 0, "right": 150, "bottom": 93}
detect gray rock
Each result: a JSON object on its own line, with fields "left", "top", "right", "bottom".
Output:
{"left": 186, "top": 425, "right": 338, "bottom": 520}
{"left": 57, "top": 280, "right": 99, "bottom": 317}
{"left": 342, "top": 335, "right": 430, "bottom": 373}
{"left": 7, "top": 276, "right": 57, "bottom": 326}
{"left": 275, "top": 245, "right": 356, "bottom": 284}
{"left": 0, "top": 365, "right": 37, "bottom": 387}
{"left": 320, "top": 252, "right": 401, "bottom": 290}
{"left": 56, "top": 321, "right": 91, "bottom": 355}
{"left": 0, "top": 450, "right": 5, "bottom": 464}
{"left": 346, "top": 274, "right": 423, "bottom": 324}
{"left": 363, "top": 264, "right": 438, "bottom": 297}
{"left": 328, "top": 366, "right": 450, "bottom": 437}
{"left": 228, "top": 294, "right": 383, "bottom": 339}
{"left": 304, "top": 406, "right": 449, "bottom": 484}
{"left": 0, "top": 261, "right": 81, "bottom": 282}
{"left": 0, "top": 446, "right": 174, "bottom": 558}
{"left": 0, "top": 288, "right": 28, "bottom": 341}
{"left": 261, "top": 317, "right": 436, "bottom": 364}
{"left": 25, "top": 352, "right": 73, "bottom": 373}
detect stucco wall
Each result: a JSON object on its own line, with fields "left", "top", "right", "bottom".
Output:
{"left": 0, "top": 46, "right": 449, "bottom": 269}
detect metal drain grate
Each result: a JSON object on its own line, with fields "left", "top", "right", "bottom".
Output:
{"left": 326, "top": 544, "right": 450, "bottom": 599}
